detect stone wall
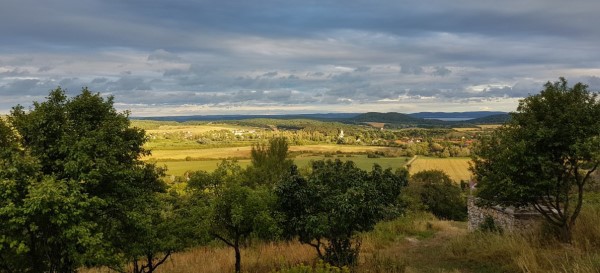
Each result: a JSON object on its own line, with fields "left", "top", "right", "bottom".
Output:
{"left": 467, "top": 196, "right": 542, "bottom": 232}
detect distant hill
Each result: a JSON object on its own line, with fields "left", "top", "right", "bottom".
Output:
{"left": 350, "top": 112, "right": 425, "bottom": 124}
{"left": 347, "top": 112, "right": 448, "bottom": 127}
{"left": 131, "top": 111, "right": 510, "bottom": 127}
{"left": 468, "top": 113, "right": 511, "bottom": 124}
{"left": 408, "top": 111, "right": 507, "bottom": 120}
{"left": 131, "top": 113, "right": 360, "bottom": 122}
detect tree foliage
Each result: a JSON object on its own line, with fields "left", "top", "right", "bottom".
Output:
{"left": 472, "top": 78, "right": 600, "bottom": 242}
{"left": 187, "top": 161, "right": 280, "bottom": 273}
{"left": 247, "top": 137, "right": 293, "bottom": 187}
{"left": 408, "top": 170, "right": 466, "bottom": 221}
{"left": 0, "top": 87, "right": 173, "bottom": 272}
{"left": 276, "top": 160, "right": 407, "bottom": 267}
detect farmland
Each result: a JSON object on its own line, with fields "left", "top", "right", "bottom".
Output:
{"left": 138, "top": 121, "right": 477, "bottom": 180}
{"left": 145, "top": 144, "right": 406, "bottom": 161}
{"left": 154, "top": 155, "right": 412, "bottom": 177}
{"left": 408, "top": 156, "right": 472, "bottom": 182}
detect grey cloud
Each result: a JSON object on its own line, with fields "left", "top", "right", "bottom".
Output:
{"left": 432, "top": 66, "right": 451, "bottom": 77}
{"left": 91, "top": 77, "right": 109, "bottom": 84}
{"left": 148, "top": 49, "right": 183, "bottom": 62}
{"left": 354, "top": 66, "right": 370, "bottom": 72}
{"left": 400, "top": 65, "right": 423, "bottom": 75}
{"left": 0, "top": 79, "right": 41, "bottom": 95}
{"left": 0, "top": 68, "right": 29, "bottom": 76}
{"left": 106, "top": 77, "right": 153, "bottom": 91}
{"left": 37, "top": 66, "right": 53, "bottom": 72}
{"left": 307, "top": 72, "right": 325, "bottom": 77}
{"left": 262, "top": 71, "right": 278, "bottom": 78}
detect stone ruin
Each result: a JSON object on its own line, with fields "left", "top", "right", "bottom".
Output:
{"left": 467, "top": 196, "right": 542, "bottom": 232}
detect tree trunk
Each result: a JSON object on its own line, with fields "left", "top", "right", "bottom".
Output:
{"left": 234, "top": 243, "right": 241, "bottom": 273}
{"left": 559, "top": 223, "right": 572, "bottom": 244}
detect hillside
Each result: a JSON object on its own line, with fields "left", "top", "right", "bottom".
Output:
{"left": 468, "top": 113, "right": 511, "bottom": 124}
{"left": 408, "top": 111, "right": 506, "bottom": 120}
{"left": 348, "top": 112, "right": 449, "bottom": 127}
{"left": 131, "top": 111, "right": 509, "bottom": 128}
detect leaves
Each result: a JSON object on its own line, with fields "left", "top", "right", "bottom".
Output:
{"left": 276, "top": 159, "right": 407, "bottom": 266}
{"left": 472, "top": 78, "right": 600, "bottom": 242}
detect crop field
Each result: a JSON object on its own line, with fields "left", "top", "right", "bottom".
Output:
{"left": 146, "top": 124, "right": 258, "bottom": 135}
{"left": 145, "top": 144, "right": 404, "bottom": 161}
{"left": 155, "top": 155, "right": 411, "bottom": 177}
{"left": 408, "top": 156, "right": 472, "bottom": 182}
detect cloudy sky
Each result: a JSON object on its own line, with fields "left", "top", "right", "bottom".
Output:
{"left": 1, "top": 0, "right": 600, "bottom": 116}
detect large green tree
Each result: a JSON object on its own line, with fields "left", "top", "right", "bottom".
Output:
{"left": 0, "top": 87, "right": 171, "bottom": 272}
{"left": 472, "top": 78, "right": 600, "bottom": 242}
{"left": 276, "top": 160, "right": 407, "bottom": 267}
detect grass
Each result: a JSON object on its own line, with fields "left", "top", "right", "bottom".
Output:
{"left": 408, "top": 157, "right": 472, "bottom": 183}
{"left": 155, "top": 155, "right": 411, "bottom": 177}
{"left": 146, "top": 124, "right": 258, "bottom": 135}
{"left": 145, "top": 145, "right": 405, "bottom": 161}
{"left": 81, "top": 206, "right": 600, "bottom": 273}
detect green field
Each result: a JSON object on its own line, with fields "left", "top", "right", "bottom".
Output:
{"left": 145, "top": 144, "right": 405, "bottom": 160}
{"left": 155, "top": 155, "right": 411, "bottom": 177}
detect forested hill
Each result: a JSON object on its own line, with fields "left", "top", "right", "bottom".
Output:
{"left": 348, "top": 112, "right": 446, "bottom": 127}
{"left": 407, "top": 111, "right": 506, "bottom": 119}
{"left": 347, "top": 112, "right": 511, "bottom": 126}
{"left": 467, "top": 113, "right": 511, "bottom": 124}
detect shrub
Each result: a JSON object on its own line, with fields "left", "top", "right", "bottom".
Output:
{"left": 407, "top": 170, "right": 467, "bottom": 221}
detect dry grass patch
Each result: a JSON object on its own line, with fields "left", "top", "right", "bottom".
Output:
{"left": 408, "top": 157, "right": 472, "bottom": 182}
{"left": 82, "top": 241, "right": 315, "bottom": 273}
{"left": 147, "top": 124, "right": 257, "bottom": 135}
{"left": 145, "top": 145, "right": 404, "bottom": 161}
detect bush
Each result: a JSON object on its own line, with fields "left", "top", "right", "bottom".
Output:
{"left": 407, "top": 170, "right": 467, "bottom": 221}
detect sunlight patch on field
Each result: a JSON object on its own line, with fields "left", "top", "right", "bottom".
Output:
{"left": 145, "top": 145, "right": 405, "bottom": 160}
{"left": 155, "top": 155, "right": 410, "bottom": 177}
{"left": 146, "top": 124, "right": 257, "bottom": 135}
{"left": 409, "top": 157, "right": 473, "bottom": 183}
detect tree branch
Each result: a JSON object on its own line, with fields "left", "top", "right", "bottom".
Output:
{"left": 153, "top": 251, "right": 172, "bottom": 271}
{"left": 212, "top": 232, "right": 236, "bottom": 248}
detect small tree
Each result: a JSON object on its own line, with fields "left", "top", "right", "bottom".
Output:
{"left": 408, "top": 170, "right": 467, "bottom": 221}
{"left": 276, "top": 160, "right": 406, "bottom": 267}
{"left": 187, "top": 161, "right": 280, "bottom": 273}
{"left": 472, "top": 78, "right": 600, "bottom": 243}
{"left": 247, "top": 137, "right": 293, "bottom": 187}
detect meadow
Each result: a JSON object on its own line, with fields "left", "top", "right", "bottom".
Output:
{"left": 154, "top": 155, "right": 412, "bottom": 177}
{"left": 145, "top": 145, "right": 406, "bottom": 161}
{"left": 83, "top": 205, "right": 600, "bottom": 273}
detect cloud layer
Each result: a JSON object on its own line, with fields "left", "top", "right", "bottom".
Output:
{"left": 1, "top": 0, "right": 599, "bottom": 115}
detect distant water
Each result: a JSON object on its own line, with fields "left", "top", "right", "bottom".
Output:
{"left": 423, "top": 118, "right": 474, "bottom": 121}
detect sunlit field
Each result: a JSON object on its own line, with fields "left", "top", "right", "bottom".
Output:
{"left": 145, "top": 145, "right": 405, "bottom": 161}
{"left": 155, "top": 155, "right": 411, "bottom": 177}
{"left": 408, "top": 157, "right": 472, "bottom": 182}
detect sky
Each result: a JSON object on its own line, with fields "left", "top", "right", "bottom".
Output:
{"left": 1, "top": 0, "right": 600, "bottom": 116}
